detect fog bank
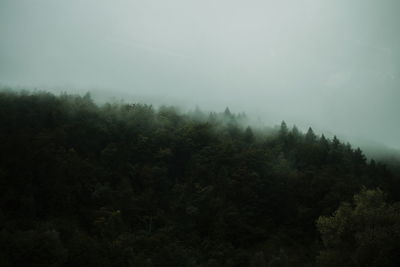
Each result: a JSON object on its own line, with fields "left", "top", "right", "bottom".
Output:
{"left": 1, "top": 0, "right": 399, "bottom": 148}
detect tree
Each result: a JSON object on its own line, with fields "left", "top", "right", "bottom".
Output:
{"left": 279, "top": 121, "right": 288, "bottom": 137}
{"left": 316, "top": 188, "right": 400, "bottom": 267}
{"left": 244, "top": 126, "right": 254, "bottom": 143}
{"left": 353, "top": 147, "right": 366, "bottom": 165}
{"left": 224, "top": 107, "right": 232, "bottom": 117}
{"left": 291, "top": 125, "right": 301, "bottom": 138}
{"left": 319, "top": 134, "right": 328, "bottom": 147}
{"left": 305, "top": 127, "right": 316, "bottom": 143}
{"left": 332, "top": 135, "right": 340, "bottom": 148}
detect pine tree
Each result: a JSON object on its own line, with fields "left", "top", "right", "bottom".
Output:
{"left": 279, "top": 121, "right": 288, "bottom": 137}
{"left": 305, "top": 127, "right": 316, "bottom": 143}
{"left": 291, "top": 125, "right": 301, "bottom": 137}
{"left": 244, "top": 126, "right": 254, "bottom": 143}
{"left": 224, "top": 107, "right": 231, "bottom": 117}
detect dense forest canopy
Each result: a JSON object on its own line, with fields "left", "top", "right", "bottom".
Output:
{"left": 0, "top": 90, "right": 400, "bottom": 266}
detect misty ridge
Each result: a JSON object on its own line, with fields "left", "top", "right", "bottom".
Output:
{"left": 1, "top": 89, "right": 400, "bottom": 266}
{"left": 2, "top": 0, "right": 400, "bottom": 150}
{"left": 3, "top": 85, "right": 400, "bottom": 166}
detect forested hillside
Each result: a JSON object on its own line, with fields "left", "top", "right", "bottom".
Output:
{"left": 0, "top": 91, "right": 399, "bottom": 266}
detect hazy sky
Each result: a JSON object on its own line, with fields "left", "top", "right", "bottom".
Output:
{"left": 1, "top": 0, "right": 399, "bottom": 148}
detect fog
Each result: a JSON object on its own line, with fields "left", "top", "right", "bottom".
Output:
{"left": 1, "top": 0, "right": 399, "bottom": 149}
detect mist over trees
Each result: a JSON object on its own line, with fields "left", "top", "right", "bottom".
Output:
{"left": 2, "top": 0, "right": 400, "bottom": 150}
{"left": 1, "top": 0, "right": 399, "bottom": 265}
{"left": 1, "top": 90, "right": 400, "bottom": 266}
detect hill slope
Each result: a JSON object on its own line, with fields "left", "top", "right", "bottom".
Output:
{"left": 0, "top": 91, "right": 399, "bottom": 266}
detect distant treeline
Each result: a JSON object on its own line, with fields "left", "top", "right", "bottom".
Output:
{"left": 0, "top": 90, "right": 399, "bottom": 267}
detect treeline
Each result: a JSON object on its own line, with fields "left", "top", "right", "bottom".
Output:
{"left": 0, "top": 90, "right": 399, "bottom": 266}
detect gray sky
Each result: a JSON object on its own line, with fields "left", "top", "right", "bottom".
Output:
{"left": 1, "top": 0, "right": 399, "bottom": 149}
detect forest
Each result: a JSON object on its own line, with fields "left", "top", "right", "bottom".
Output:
{"left": 0, "top": 90, "right": 400, "bottom": 267}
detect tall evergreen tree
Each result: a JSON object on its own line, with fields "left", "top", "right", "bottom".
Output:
{"left": 305, "top": 127, "right": 317, "bottom": 143}
{"left": 279, "top": 120, "right": 288, "bottom": 137}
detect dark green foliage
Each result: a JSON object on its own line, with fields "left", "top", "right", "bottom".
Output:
{"left": 0, "top": 90, "right": 399, "bottom": 266}
{"left": 317, "top": 188, "right": 400, "bottom": 267}
{"left": 279, "top": 121, "right": 288, "bottom": 137}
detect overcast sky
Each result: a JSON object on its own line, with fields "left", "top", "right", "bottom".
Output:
{"left": 1, "top": 0, "right": 399, "bottom": 149}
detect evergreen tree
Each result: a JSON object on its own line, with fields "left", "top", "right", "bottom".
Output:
{"left": 305, "top": 127, "right": 316, "bottom": 143}
{"left": 279, "top": 120, "right": 288, "bottom": 137}
{"left": 224, "top": 107, "right": 232, "bottom": 117}
{"left": 244, "top": 126, "right": 254, "bottom": 143}
{"left": 291, "top": 125, "right": 301, "bottom": 137}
